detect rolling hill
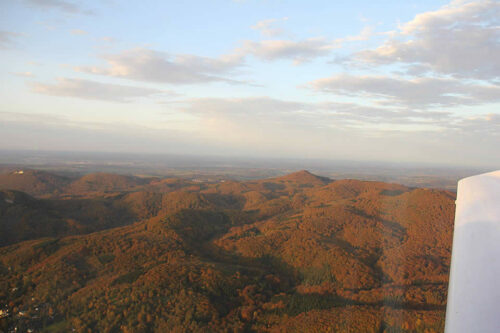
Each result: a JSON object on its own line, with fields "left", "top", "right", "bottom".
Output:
{"left": 0, "top": 170, "right": 455, "bottom": 332}
{"left": 0, "top": 170, "right": 71, "bottom": 197}
{"left": 0, "top": 170, "right": 157, "bottom": 198}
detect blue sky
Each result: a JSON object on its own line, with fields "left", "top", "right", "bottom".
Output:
{"left": 0, "top": 0, "right": 498, "bottom": 167}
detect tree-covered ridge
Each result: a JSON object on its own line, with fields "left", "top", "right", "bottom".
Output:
{"left": 0, "top": 171, "right": 454, "bottom": 332}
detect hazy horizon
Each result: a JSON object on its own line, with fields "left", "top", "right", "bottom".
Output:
{"left": 0, "top": 148, "right": 490, "bottom": 192}
{"left": 1, "top": 0, "right": 499, "bottom": 168}
{"left": 0, "top": 148, "right": 495, "bottom": 170}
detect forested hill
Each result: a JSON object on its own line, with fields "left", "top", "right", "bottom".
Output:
{"left": 0, "top": 170, "right": 455, "bottom": 332}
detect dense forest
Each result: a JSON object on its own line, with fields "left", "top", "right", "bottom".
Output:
{"left": 0, "top": 170, "right": 455, "bottom": 332}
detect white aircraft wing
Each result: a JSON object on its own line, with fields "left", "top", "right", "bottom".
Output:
{"left": 445, "top": 170, "right": 500, "bottom": 332}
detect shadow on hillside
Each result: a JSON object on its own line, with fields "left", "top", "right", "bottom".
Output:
{"left": 162, "top": 208, "right": 447, "bottom": 320}
{"left": 348, "top": 206, "right": 407, "bottom": 242}
{"left": 271, "top": 292, "right": 447, "bottom": 317}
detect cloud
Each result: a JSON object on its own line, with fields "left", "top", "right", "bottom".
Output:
{"left": 31, "top": 78, "right": 172, "bottom": 102}
{"left": 0, "top": 31, "right": 22, "bottom": 49}
{"left": 317, "top": 101, "right": 451, "bottom": 126}
{"left": 180, "top": 96, "right": 310, "bottom": 119}
{"left": 251, "top": 17, "right": 288, "bottom": 37}
{"left": 100, "top": 36, "right": 116, "bottom": 43}
{"left": 160, "top": 96, "right": 498, "bottom": 166}
{"left": 176, "top": 96, "right": 451, "bottom": 129}
{"left": 11, "top": 72, "right": 36, "bottom": 78}
{"left": 70, "top": 29, "right": 88, "bottom": 35}
{"left": 72, "top": 24, "right": 374, "bottom": 86}
{"left": 237, "top": 38, "right": 336, "bottom": 63}
{"left": 25, "top": 0, "right": 94, "bottom": 15}
{"left": 79, "top": 39, "right": 337, "bottom": 85}
{"left": 76, "top": 48, "right": 245, "bottom": 85}
{"left": 308, "top": 74, "right": 500, "bottom": 108}
{"left": 0, "top": 112, "right": 209, "bottom": 155}
{"left": 238, "top": 25, "right": 375, "bottom": 63}
{"left": 451, "top": 113, "right": 500, "bottom": 135}
{"left": 335, "top": 26, "right": 375, "bottom": 43}
{"left": 1, "top": 99, "right": 497, "bottom": 166}
{"left": 349, "top": 0, "right": 500, "bottom": 80}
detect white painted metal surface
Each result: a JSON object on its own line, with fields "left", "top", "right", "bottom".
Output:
{"left": 445, "top": 170, "right": 500, "bottom": 333}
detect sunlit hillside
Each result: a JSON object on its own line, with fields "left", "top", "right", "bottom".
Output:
{"left": 0, "top": 170, "right": 454, "bottom": 332}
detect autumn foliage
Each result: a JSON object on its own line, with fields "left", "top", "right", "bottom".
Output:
{"left": 0, "top": 170, "right": 455, "bottom": 332}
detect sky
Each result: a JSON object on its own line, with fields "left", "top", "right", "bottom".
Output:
{"left": 0, "top": 0, "right": 499, "bottom": 168}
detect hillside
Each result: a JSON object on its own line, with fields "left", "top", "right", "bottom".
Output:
{"left": 0, "top": 171, "right": 156, "bottom": 198}
{"left": 0, "top": 171, "right": 455, "bottom": 332}
{"left": 0, "top": 189, "right": 228, "bottom": 247}
{"left": 67, "top": 173, "right": 152, "bottom": 195}
{"left": 274, "top": 170, "right": 331, "bottom": 185}
{"left": 0, "top": 170, "right": 71, "bottom": 197}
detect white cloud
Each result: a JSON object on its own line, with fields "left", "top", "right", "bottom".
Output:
{"left": 335, "top": 26, "right": 375, "bottom": 43}
{"left": 0, "top": 112, "right": 209, "bottom": 154}
{"left": 159, "top": 96, "right": 498, "bottom": 165}
{"left": 237, "top": 38, "right": 336, "bottom": 63}
{"left": 309, "top": 74, "right": 500, "bottom": 108}
{"left": 180, "top": 97, "right": 310, "bottom": 119}
{"left": 176, "top": 96, "right": 451, "bottom": 129}
{"left": 76, "top": 48, "right": 245, "bottom": 85}
{"left": 350, "top": 0, "right": 500, "bottom": 80}
{"left": 100, "top": 36, "right": 116, "bottom": 43}
{"left": 251, "top": 17, "right": 288, "bottom": 37}
{"left": 25, "top": 0, "right": 94, "bottom": 15}
{"left": 31, "top": 78, "right": 172, "bottom": 102}
{"left": 1, "top": 97, "right": 497, "bottom": 166}
{"left": 239, "top": 24, "right": 376, "bottom": 63}
{"left": 451, "top": 113, "right": 500, "bottom": 135}
{"left": 0, "top": 31, "right": 22, "bottom": 49}
{"left": 70, "top": 29, "right": 88, "bottom": 35}
{"left": 11, "top": 72, "right": 36, "bottom": 78}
